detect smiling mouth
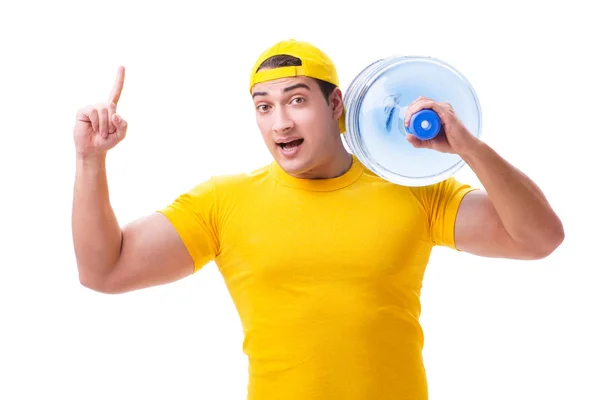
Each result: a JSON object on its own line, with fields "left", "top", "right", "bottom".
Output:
{"left": 278, "top": 139, "right": 304, "bottom": 149}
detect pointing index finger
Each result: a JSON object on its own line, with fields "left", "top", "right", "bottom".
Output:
{"left": 109, "top": 66, "right": 125, "bottom": 105}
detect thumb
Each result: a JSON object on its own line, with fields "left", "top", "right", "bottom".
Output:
{"left": 111, "top": 113, "right": 128, "bottom": 140}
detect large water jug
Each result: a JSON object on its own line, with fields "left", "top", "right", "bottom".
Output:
{"left": 343, "top": 56, "right": 482, "bottom": 187}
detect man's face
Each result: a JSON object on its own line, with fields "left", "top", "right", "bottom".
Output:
{"left": 251, "top": 76, "right": 343, "bottom": 178}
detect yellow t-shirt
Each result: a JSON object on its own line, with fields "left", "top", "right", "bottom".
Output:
{"left": 158, "top": 154, "right": 475, "bottom": 400}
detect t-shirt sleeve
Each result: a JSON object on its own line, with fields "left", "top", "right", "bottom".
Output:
{"left": 410, "top": 177, "right": 478, "bottom": 250}
{"left": 156, "top": 178, "right": 220, "bottom": 273}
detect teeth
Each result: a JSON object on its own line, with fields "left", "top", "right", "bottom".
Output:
{"left": 282, "top": 139, "right": 302, "bottom": 146}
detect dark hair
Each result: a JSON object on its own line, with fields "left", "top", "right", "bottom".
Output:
{"left": 257, "top": 54, "right": 337, "bottom": 104}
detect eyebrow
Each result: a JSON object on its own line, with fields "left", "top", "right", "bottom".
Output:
{"left": 252, "top": 83, "right": 311, "bottom": 99}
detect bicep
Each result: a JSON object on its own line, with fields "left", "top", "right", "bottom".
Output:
{"left": 454, "top": 190, "right": 531, "bottom": 259}
{"left": 101, "top": 212, "right": 195, "bottom": 294}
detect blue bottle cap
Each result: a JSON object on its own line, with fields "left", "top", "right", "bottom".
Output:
{"left": 408, "top": 109, "right": 441, "bottom": 140}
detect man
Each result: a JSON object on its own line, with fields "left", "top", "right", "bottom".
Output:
{"left": 72, "top": 39, "right": 564, "bottom": 399}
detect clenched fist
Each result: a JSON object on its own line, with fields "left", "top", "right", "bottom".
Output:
{"left": 74, "top": 66, "right": 128, "bottom": 157}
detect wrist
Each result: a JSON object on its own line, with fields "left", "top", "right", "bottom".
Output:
{"left": 76, "top": 152, "right": 107, "bottom": 170}
{"left": 457, "top": 136, "right": 487, "bottom": 162}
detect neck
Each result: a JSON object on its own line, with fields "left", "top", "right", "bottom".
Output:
{"left": 293, "top": 145, "right": 353, "bottom": 180}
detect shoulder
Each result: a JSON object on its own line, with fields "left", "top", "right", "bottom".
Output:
{"left": 356, "top": 165, "right": 475, "bottom": 215}
{"left": 162, "top": 163, "right": 272, "bottom": 221}
{"left": 408, "top": 176, "right": 473, "bottom": 199}
{"left": 176, "top": 163, "right": 273, "bottom": 207}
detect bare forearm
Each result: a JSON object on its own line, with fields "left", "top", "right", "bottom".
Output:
{"left": 72, "top": 154, "right": 122, "bottom": 284}
{"left": 461, "top": 140, "right": 564, "bottom": 251}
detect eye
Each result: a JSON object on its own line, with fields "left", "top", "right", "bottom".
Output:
{"left": 256, "top": 104, "right": 270, "bottom": 112}
{"left": 291, "top": 97, "right": 305, "bottom": 105}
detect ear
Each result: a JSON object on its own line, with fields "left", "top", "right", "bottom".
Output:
{"left": 330, "top": 87, "right": 344, "bottom": 120}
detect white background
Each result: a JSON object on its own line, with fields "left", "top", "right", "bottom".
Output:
{"left": 1, "top": 1, "right": 598, "bottom": 399}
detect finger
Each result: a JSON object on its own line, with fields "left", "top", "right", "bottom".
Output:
{"left": 77, "top": 106, "right": 99, "bottom": 132}
{"left": 442, "top": 102, "right": 455, "bottom": 114}
{"left": 420, "top": 100, "right": 449, "bottom": 115}
{"left": 89, "top": 107, "right": 99, "bottom": 132}
{"left": 108, "top": 66, "right": 125, "bottom": 105}
{"left": 107, "top": 102, "right": 117, "bottom": 134}
{"left": 98, "top": 107, "right": 109, "bottom": 138}
{"left": 404, "top": 97, "right": 431, "bottom": 127}
{"left": 408, "top": 96, "right": 429, "bottom": 112}
{"left": 404, "top": 99, "right": 446, "bottom": 127}
{"left": 111, "top": 113, "right": 128, "bottom": 143}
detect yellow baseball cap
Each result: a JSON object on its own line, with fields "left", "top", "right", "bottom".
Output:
{"left": 249, "top": 39, "right": 346, "bottom": 134}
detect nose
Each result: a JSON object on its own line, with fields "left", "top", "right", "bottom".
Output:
{"left": 272, "top": 106, "right": 294, "bottom": 134}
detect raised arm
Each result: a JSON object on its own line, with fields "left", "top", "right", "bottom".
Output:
{"left": 72, "top": 156, "right": 195, "bottom": 294}
{"left": 404, "top": 97, "right": 564, "bottom": 260}
{"left": 453, "top": 143, "right": 563, "bottom": 259}
{"left": 72, "top": 67, "right": 194, "bottom": 294}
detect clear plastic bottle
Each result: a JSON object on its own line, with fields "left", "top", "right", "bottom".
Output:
{"left": 343, "top": 56, "right": 482, "bottom": 187}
